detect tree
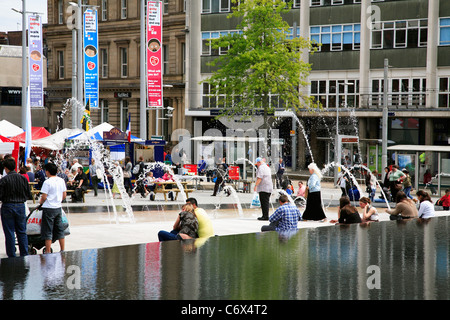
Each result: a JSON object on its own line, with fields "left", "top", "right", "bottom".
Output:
{"left": 202, "top": 0, "right": 318, "bottom": 128}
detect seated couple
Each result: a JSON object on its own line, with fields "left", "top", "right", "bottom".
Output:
{"left": 158, "top": 198, "right": 214, "bottom": 241}
{"left": 330, "top": 196, "right": 379, "bottom": 225}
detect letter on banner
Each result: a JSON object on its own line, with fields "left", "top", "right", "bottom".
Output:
{"left": 147, "top": 1, "right": 163, "bottom": 108}
{"left": 83, "top": 9, "right": 99, "bottom": 108}
{"left": 28, "top": 15, "right": 43, "bottom": 107}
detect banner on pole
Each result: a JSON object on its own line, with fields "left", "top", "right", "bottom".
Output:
{"left": 28, "top": 15, "right": 43, "bottom": 108}
{"left": 83, "top": 9, "right": 99, "bottom": 109}
{"left": 147, "top": 1, "right": 163, "bottom": 108}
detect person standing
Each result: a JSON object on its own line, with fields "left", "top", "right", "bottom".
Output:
{"left": 389, "top": 165, "right": 406, "bottom": 202}
{"left": 0, "top": 158, "right": 31, "bottom": 257}
{"left": 301, "top": 162, "right": 327, "bottom": 221}
{"left": 39, "top": 163, "right": 67, "bottom": 253}
{"left": 89, "top": 158, "right": 99, "bottom": 197}
{"left": 254, "top": 157, "right": 273, "bottom": 221}
{"left": 275, "top": 158, "right": 285, "bottom": 189}
{"left": 261, "top": 194, "right": 301, "bottom": 232}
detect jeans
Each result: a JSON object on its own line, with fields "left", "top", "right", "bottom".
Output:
{"left": 158, "top": 230, "right": 181, "bottom": 241}
{"left": 1, "top": 203, "right": 28, "bottom": 257}
{"left": 403, "top": 186, "right": 413, "bottom": 199}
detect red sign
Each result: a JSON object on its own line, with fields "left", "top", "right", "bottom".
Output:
{"left": 147, "top": 1, "right": 163, "bottom": 108}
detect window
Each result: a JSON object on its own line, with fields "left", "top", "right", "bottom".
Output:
{"left": 370, "top": 78, "right": 426, "bottom": 108}
{"left": 182, "top": 42, "right": 186, "bottom": 74}
{"left": 101, "top": 99, "right": 109, "bottom": 122}
{"left": 311, "top": 24, "right": 360, "bottom": 52}
{"left": 100, "top": 48, "right": 108, "bottom": 78}
{"left": 163, "top": 45, "right": 168, "bottom": 75}
{"left": 439, "top": 77, "right": 450, "bottom": 108}
{"left": 332, "top": 0, "right": 344, "bottom": 5}
{"left": 120, "top": 100, "right": 128, "bottom": 131}
{"left": 310, "top": 79, "right": 360, "bottom": 108}
{"left": 202, "top": 0, "right": 233, "bottom": 13}
{"left": 120, "top": 47, "right": 128, "bottom": 78}
{"left": 101, "top": 0, "right": 108, "bottom": 21}
{"left": 371, "top": 18, "right": 428, "bottom": 49}
{"left": 58, "top": 0, "right": 64, "bottom": 24}
{"left": 57, "top": 50, "right": 64, "bottom": 79}
{"left": 163, "top": 0, "right": 169, "bottom": 14}
{"left": 440, "top": 18, "right": 450, "bottom": 46}
{"left": 121, "top": 0, "right": 127, "bottom": 19}
{"left": 310, "top": 0, "right": 323, "bottom": 6}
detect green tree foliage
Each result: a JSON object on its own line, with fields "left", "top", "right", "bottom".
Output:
{"left": 202, "top": 0, "right": 318, "bottom": 126}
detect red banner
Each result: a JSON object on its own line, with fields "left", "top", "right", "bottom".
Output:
{"left": 147, "top": 1, "right": 163, "bottom": 108}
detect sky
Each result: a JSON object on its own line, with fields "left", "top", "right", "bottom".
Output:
{"left": 0, "top": 0, "right": 48, "bottom": 32}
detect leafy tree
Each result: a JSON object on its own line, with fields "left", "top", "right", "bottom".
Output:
{"left": 202, "top": 0, "right": 318, "bottom": 128}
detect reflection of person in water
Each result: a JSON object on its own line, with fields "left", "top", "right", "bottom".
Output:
{"left": 85, "top": 45, "right": 97, "bottom": 57}
{"left": 148, "top": 39, "right": 161, "bottom": 52}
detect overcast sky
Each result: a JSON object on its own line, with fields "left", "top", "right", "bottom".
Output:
{"left": 0, "top": 0, "right": 48, "bottom": 32}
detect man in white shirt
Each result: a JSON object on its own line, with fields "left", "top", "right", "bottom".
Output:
{"left": 39, "top": 163, "right": 67, "bottom": 253}
{"left": 254, "top": 157, "right": 273, "bottom": 220}
{"left": 70, "top": 158, "right": 83, "bottom": 173}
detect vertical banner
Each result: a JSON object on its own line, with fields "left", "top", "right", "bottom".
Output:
{"left": 28, "top": 15, "right": 43, "bottom": 107}
{"left": 147, "top": 1, "right": 163, "bottom": 108}
{"left": 83, "top": 9, "right": 99, "bottom": 109}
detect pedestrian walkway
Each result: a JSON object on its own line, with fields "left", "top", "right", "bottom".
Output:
{"left": 0, "top": 183, "right": 448, "bottom": 259}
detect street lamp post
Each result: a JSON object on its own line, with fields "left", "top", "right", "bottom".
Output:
{"left": 381, "top": 58, "right": 389, "bottom": 174}
{"left": 334, "top": 82, "right": 351, "bottom": 185}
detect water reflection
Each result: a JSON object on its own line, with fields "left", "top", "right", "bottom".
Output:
{"left": 0, "top": 217, "right": 448, "bottom": 300}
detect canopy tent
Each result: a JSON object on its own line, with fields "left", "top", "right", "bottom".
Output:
{"left": 10, "top": 127, "right": 51, "bottom": 144}
{"left": 32, "top": 128, "right": 84, "bottom": 150}
{"left": 0, "top": 120, "right": 24, "bottom": 137}
{"left": 0, "top": 135, "right": 20, "bottom": 171}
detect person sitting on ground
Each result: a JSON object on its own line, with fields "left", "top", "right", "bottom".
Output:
{"left": 296, "top": 181, "right": 306, "bottom": 198}
{"left": 359, "top": 196, "right": 379, "bottom": 222}
{"left": 416, "top": 190, "right": 436, "bottom": 219}
{"left": 437, "top": 189, "right": 450, "bottom": 211}
{"left": 186, "top": 197, "right": 214, "bottom": 239}
{"left": 158, "top": 203, "right": 199, "bottom": 241}
{"left": 261, "top": 194, "right": 302, "bottom": 232}
{"left": 386, "top": 191, "right": 418, "bottom": 220}
{"left": 330, "top": 196, "right": 362, "bottom": 225}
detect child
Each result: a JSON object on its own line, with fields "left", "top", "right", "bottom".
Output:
{"left": 438, "top": 189, "right": 450, "bottom": 210}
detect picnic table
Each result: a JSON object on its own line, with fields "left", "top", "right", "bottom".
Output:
{"left": 153, "top": 181, "right": 193, "bottom": 201}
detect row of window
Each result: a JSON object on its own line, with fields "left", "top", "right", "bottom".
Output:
{"left": 201, "top": 77, "right": 450, "bottom": 109}
{"left": 201, "top": 0, "right": 388, "bottom": 13}
{"left": 55, "top": 43, "right": 185, "bottom": 80}
{"left": 56, "top": 0, "right": 178, "bottom": 24}
{"left": 201, "top": 17, "right": 450, "bottom": 56}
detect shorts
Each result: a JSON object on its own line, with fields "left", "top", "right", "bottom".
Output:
{"left": 41, "top": 207, "right": 65, "bottom": 241}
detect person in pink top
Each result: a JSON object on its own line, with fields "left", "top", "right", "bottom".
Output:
{"left": 296, "top": 181, "right": 306, "bottom": 198}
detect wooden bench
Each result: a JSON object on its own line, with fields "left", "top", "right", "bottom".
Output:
{"left": 65, "top": 189, "right": 91, "bottom": 203}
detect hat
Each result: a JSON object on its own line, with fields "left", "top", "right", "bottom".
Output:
{"left": 255, "top": 157, "right": 262, "bottom": 163}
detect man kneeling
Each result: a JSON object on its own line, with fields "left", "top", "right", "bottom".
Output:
{"left": 261, "top": 195, "right": 302, "bottom": 232}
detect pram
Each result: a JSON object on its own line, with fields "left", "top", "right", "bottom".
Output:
{"left": 24, "top": 205, "right": 69, "bottom": 254}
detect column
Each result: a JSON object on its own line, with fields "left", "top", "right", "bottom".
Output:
{"left": 359, "top": 0, "right": 371, "bottom": 108}
{"left": 426, "top": 0, "right": 439, "bottom": 108}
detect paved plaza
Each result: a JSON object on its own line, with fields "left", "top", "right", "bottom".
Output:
{"left": 1, "top": 179, "right": 448, "bottom": 259}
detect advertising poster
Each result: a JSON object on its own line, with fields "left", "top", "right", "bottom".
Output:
{"left": 147, "top": 1, "right": 163, "bottom": 107}
{"left": 28, "top": 15, "right": 43, "bottom": 107}
{"left": 83, "top": 9, "right": 99, "bottom": 108}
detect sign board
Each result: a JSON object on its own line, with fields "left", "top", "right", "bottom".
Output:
{"left": 83, "top": 9, "right": 99, "bottom": 108}
{"left": 103, "top": 127, "right": 127, "bottom": 141}
{"left": 147, "top": 1, "right": 163, "bottom": 108}
{"left": 28, "top": 15, "right": 43, "bottom": 107}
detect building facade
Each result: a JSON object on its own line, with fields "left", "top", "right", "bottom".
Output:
{"left": 45, "top": 0, "right": 186, "bottom": 140}
{"left": 185, "top": 0, "right": 450, "bottom": 180}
